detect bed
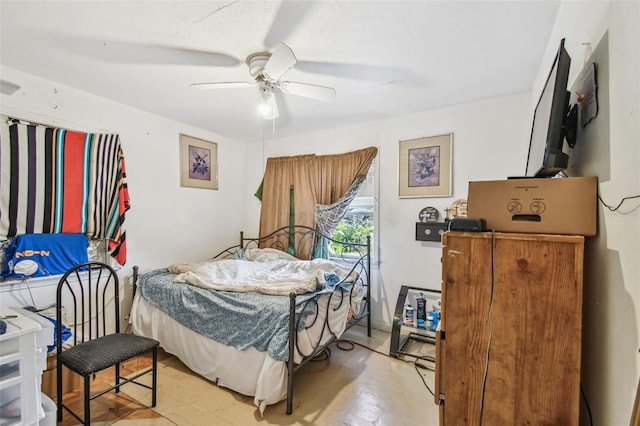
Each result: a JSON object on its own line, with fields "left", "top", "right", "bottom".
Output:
{"left": 130, "top": 225, "right": 371, "bottom": 414}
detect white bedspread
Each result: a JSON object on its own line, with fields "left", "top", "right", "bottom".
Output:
{"left": 172, "top": 250, "right": 357, "bottom": 295}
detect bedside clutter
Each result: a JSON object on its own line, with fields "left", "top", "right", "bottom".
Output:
{"left": 415, "top": 176, "right": 597, "bottom": 242}
{"left": 415, "top": 218, "right": 487, "bottom": 242}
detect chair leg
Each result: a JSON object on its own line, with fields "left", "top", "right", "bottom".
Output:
{"left": 56, "top": 361, "right": 63, "bottom": 421}
{"left": 152, "top": 348, "right": 158, "bottom": 407}
{"left": 115, "top": 361, "right": 121, "bottom": 393}
{"left": 84, "top": 375, "right": 90, "bottom": 426}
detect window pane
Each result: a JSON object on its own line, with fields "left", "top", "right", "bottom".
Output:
{"left": 330, "top": 164, "right": 375, "bottom": 256}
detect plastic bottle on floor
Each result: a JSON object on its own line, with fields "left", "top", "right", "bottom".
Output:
{"left": 404, "top": 304, "right": 414, "bottom": 327}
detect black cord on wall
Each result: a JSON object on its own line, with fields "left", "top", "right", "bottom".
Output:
{"left": 479, "top": 230, "right": 496, "bottom": 425}
{"left": 580, "top": 381, "right": 594, "bottom": 426}
{"left": 598, "top": 193, "right": 640, "bottom": 212}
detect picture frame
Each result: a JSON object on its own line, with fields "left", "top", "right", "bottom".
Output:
{"left": 180, "top": 134, "right": 218, "bottom": 190}
{"left": 398, "top": 133, "right": 452, "bottom": 198}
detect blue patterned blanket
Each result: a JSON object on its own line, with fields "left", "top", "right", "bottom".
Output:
{"left": 137, "top": 268, "right": 345, "bottom": 361}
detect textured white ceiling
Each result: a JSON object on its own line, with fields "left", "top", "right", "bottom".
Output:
{"left": 0, "top": 1, "right": 560, "bottom": 142}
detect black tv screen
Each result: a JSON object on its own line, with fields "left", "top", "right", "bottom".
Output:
{"left": 525, "top": 39, "right": 573, "bottom": 177}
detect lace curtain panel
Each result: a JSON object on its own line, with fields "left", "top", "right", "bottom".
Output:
{"left": 314, "top": 175, "right": 366, "bottom": 237}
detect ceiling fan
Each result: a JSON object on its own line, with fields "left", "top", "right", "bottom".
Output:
{"left": 190, "top": 43, "right": 336, "bottom": 120}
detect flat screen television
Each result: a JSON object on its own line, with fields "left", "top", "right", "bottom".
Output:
{"left": 525, "top": 38, "right": 577, "bottom": 177}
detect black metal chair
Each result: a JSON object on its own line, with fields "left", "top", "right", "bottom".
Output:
{"left": 55, "top": 261, "right": 159, "bottom": 424}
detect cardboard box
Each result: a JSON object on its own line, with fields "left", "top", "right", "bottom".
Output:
{"left": 467, "top": 176, "right": 597, "bottom": 236}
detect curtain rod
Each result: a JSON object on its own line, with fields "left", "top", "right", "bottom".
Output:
{"left": 1, "top": 109, "right": 115, "bottom": 134}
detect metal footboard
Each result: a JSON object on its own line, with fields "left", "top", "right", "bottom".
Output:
{"left": 237, "top": 225, "right": 371, "bottom": 415}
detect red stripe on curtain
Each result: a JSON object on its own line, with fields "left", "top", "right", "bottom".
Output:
{"left": 61, "top": 131, "right": 85, "bottom": 233}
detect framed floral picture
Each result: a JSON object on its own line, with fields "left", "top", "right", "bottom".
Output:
{"left": 180, "top": 134, "right": 218, "bottom": 190}
{"left": 398, "top": 133, "right": 452, "bottom": 198}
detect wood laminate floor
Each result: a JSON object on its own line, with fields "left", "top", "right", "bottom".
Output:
{"left": 52, "top": 326, "right": 439, "bottom": 425}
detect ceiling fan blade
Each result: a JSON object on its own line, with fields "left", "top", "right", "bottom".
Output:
{"left": 263, "top": 2, "right": 313, "bottom": 49}
{"left": 50, "top": 34, "right": 241, "bottom": 67}
{"left": 190, "top": 82, "right": 256, "bottom": 90}
{"left": 0, "top": 79, "right": 21, "bottom": 95}
{"left": 296, "top": 61, "right": 415, "bottom": 83}
{"left": 278, "top": 81, "right": 336, "bottom": 102}
{"left": 263, "top": 43, "right": 297, "bottom": 82}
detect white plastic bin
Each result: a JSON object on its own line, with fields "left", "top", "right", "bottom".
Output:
{"left": 0, "top": 307, "right": 43, "bottom": 426}
{"left": 40, "top": 392, "right": 56, "bottom": 426}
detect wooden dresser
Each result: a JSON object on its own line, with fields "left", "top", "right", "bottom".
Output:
{"left": 435, "top": 231, "right": 584, "bottom": 425}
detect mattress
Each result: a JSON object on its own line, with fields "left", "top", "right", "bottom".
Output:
{"left": 130, "top": 279, "right": 362, "bottom": 413}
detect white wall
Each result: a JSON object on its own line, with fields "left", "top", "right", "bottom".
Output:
{"left": 0, "top": 66, "right": 248, "bottom": 309}
{"left": 244, "top": 91, "right": 532, "bottom": 330}
{"left": 244, "top": 3, "right": 640, "bottom": 423}
{"left": 2, "top": 1, "right": 636, "bottom": 420}
{"left": 543, "top": 2, "right": 639, "bottom": 425}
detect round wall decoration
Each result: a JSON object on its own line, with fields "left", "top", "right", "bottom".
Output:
{"left": 419, "top": 207, "right": 440, "bottom": 222}
{"left": 449, "top": 199, "right": 468, "bottom": 218}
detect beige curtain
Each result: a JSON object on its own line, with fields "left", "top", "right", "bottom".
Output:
{"left": 258, "top": 147, "right": 377, "bottom": 259}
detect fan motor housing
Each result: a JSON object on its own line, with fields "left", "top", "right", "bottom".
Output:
{"left": 246, "top": 52, "right": 271, "bottom": 79}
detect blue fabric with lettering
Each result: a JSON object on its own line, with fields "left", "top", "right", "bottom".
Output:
{"left": 39, "top": 314, "right": 72, "bottom": 353}
{"left": 1, "top": 234, "right": 89, "bottom": 278}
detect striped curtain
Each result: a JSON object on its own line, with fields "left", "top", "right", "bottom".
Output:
{"left": 0, "top": 118, "right": 130, "bottom": 265}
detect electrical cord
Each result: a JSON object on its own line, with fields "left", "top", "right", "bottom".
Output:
{"left": 473, "top": 230, "right": 590, "bottom": 424}
{"left": 414, "top": 361, "right": 435, "bottom": 397}
{"left": 413, "top": 358, "right": 435, "bottom": 372}
{"left": 479, "top": 230, "right": 496, "bottom": 425}
{"left": 336, "top": 340, "right": 355, "bottom": 351}
{"left": 580, "top": 381, "right": 594, "bottom": 426}
{"left": 335, "top": 338, "right": 388, "bottom": 357}
{"left": 598, "top": 193, "right": 640, "bottom": 212}
{"left": 335, "top": 338, "right": 436, "bottom": 396}
{"left": 293, "top": 347, "right": 332, "bottom": 377}
{"left": 311, "top": 346, "right": 332, "bottom": 362}
{"left": 21, "top": 278, "right": 38, "bottom": 310}
{"left": 557, "top": 171, "right": 639, "bottom": 213}
{"left": 407, "top": 353, "right": 437, "bottom": 367}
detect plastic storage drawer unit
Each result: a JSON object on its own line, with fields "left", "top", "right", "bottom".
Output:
{"left": 0, "top": 307, "right": 44, "bottom": 426}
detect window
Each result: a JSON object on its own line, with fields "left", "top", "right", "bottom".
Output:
{"left": 330, "top": 162, "right": 376, "bottom": 260}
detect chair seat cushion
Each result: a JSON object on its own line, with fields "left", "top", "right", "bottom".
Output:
{"left": 58, "top": 333, "right": 159, "bottom": 376}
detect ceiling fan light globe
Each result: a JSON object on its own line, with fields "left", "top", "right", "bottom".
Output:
{"left": 258, "top": 102, "right": 271, "bottom": 116}
{"left": 260, "top": 94, "right": 279, "bottom": 120}
{"left": 260, "top": 87, "right": 273, "bottom": 103}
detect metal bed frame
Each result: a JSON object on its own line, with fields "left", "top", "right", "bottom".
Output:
{"left": 227, "top": 225, "right": 371, "bottom": 414}
{"left": 134, "top": 225, "right": 371, "bottom": 414}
